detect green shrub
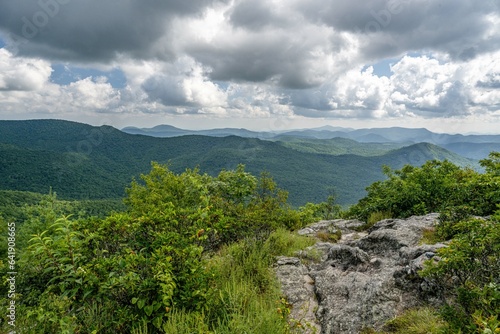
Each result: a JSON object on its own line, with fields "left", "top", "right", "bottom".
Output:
{"left": 420, "top": 227, "right": 441, "bottom": 245}
{"left": 352, "top": 211, "right": 393, "bottom": 232}
{"left": 161, "top": 310, "right": 212, "bottom": 334}
{"left": 348, "top": 152, "right": 500, "bottom": 222}
{"left": 198, "top": 237, "right": 292, "bottom": 333}
{"left": 1, "top": 164, "right": 315, "bottom": 333}
{"left": 421, "top": 215, "right": 500, "bottom": 333}
{"left": 368, "top": 211, "right": 393, "bottom": 225}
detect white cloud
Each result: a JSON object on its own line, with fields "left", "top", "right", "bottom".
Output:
{"left": 0, "top": 0, "right": 498, "bottom": 131}
{"left": 138, "top": 57, "right": 228, "bottom": 111}
{"left": 389, "top": 52, "right": 500, "bottom": 117}
{"left": 389, "top": 56, "right": 462, "bottom": 115}
{"left": 64, "top": 77, "right": 121, "bottom": 111}
{"left": 331, "top": 67, "right": 392, "bottom": 113}
{"left": 461, "top": 51, "right": 500, "bottom": 110}
{"left": 0, "top": 74, "right": 124, "bottom": 117}
{"left": 226, "top": 83, "right": 294, "bottom": 118}
{"left": 0, "top": 49, "right": 51, "bottom": 91}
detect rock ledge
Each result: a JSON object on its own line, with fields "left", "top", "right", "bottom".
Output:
{"left": 275, "top": 214, "right": 443, "bottom": 334}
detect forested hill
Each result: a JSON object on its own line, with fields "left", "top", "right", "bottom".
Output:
{"left": 0, "top": 119, "right": 475, "bottom": 205}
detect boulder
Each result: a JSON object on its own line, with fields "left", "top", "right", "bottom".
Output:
{"left": 275, "top": 213, "right": 445, "bottom": 334}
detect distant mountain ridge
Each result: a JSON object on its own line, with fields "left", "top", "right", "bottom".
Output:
{"left": 122, "top": 124, "right": 500, "bottom": 160}
{"left": 0, "top": 120, "right": 481, "bottom": 205}
{"left": 122, "top": 125, "right": 277, "bottom": 139}
{"left": 122, "top": 124, "right": 500, "bottom": 143}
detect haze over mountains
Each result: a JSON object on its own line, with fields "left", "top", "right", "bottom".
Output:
{"left": 123, "top": 124, "right": 500, "bottom": 160}
{"left": 0, "top": 119, "right": 494, "bottom": 206}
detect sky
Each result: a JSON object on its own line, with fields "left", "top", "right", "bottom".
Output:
{"left": 0, "top": 0, "right": 499, "bottom": 134}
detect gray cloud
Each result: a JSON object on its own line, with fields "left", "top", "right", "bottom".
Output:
{"left": 0, "top": 0, "right": 225, "bottom": 62}
{"left": 302, "top": 0, "right": 499, "bottom": 61}
{"left": 142, "top": 75, "right": 190, "bottom": 107}
{"left": 186, "top": 26, "right": 350, "bottom": 89}
{"left": 477, "top": 73, "right": 500, "bottom": 89}
{"left": 0, "top": 0, "right": 498, "bottom": 124}
{"left": 228, "top": 0, "right": 288, "bottom": 30}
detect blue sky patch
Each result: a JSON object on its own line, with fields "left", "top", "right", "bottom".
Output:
{"left": 364, "top": 58, "right": 400, "bottom": 78}
{"left": 50, "top": 64, "right": 127, "bottom": 88}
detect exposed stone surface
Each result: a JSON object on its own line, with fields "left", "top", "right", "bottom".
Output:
{"left": 298, "top": 219, "right": 364, "bottom": 238}
{"left": 275, "top": 256, "right": 321, "bottom": 334}
{"left": 275, "top": 213, "right": 444, "bottom": 334}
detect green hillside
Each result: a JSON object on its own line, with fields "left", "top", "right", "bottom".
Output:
{"left": 0, "top": 190, "right": 125, "bottom": 222}
{"left": 276, "top": 136, "right": 406, "bottom": 156}
{"left": 0, "top": 120, "right": 476, "bottom": 206}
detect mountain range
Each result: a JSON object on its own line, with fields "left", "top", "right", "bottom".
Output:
{"left": 0, "top": 119, "right": 489, "bottom": 206}
{"left": 123, "top": 124, "right": 500, "bottom": 160}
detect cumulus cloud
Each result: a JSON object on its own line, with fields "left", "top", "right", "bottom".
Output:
{"left": 0, "top": 76, "right": 123, "bottom": 117}
{"left": 181, "top": 6, "right": 356, "bottom": 89}
{"left": 0, "top": 49, "right": 51, "bottom": 91}
{"left": 64, "top": 77, "right": 121, "bottom": 111}
{"left": 137, "top": 57, "right": 227, "bottom": 111}
{"left": 0, "top": 0, "right": 498, "bottom": 128}
{"left": 289, "top": 51, "right": 500, "bottom": 119}
{"left": 389, "top": 56, "right": 463, "bottom": 115}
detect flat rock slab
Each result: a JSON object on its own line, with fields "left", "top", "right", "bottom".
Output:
{"left": 275, "top": 213, "right": 443, "bottom": 334}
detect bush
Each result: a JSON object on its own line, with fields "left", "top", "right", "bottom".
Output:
{"left": 349, "top": 153, "right": 500, "bottom": 222}
{"left": 1, "top": 164, "right": 313, "bottom": 333}
{"left": 421, "top": 214, "right": 500, "bottom": 333}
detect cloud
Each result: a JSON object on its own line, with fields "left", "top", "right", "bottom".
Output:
{"left": 298, "top": 0, "right": 499, "bottom": 61}
{"left": 390, "top": 53, "right": 500, "bottom": 116}
{"left": 226, "top": 83, "right": 294, "bottom": 117}
{"left": 228, "top": 0, "right": 290, "bottom": 31}
{"left": 0, "top": 0, "right": 498, "bottom": 128}
{"left": 0, "top": 0, "right": 227, "bottom": 62}
{"left": 0, "top": 75, "right": 123, "bottom": 117}
{"left": 389, "top": 56, "right": 462, "bottom": 116}
{"left": 181, "top": 3, "right": 357, "bottom": 89}
{"left": 65, "top": 77, "right": 121, "bottom": 111}
{"left": 0, "top": 48, "right": 52, "bottom": 91}
{"left": 138, "top": 57, "right": 227, "bottom": 110}
{"left": 290, "top": 51, "right": 500, "bottom": 119}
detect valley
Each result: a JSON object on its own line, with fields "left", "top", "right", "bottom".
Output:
{"left": 0, "top": 119, "right": 481, "bottom": 206}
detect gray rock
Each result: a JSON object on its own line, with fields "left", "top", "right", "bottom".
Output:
{"left": 297, "top": 220, "right": 340, "bottom": 236}
{"left": 353, "top": 214, "right": 439, "bottom": 257}
{"left": 327, "top": 245, "right": 370, "bottom": 271}
{"left": 275, "top": 256, "right": 322, "bottom": 333}
{"left": 276, "top": 213, "right": 446, "bottom": 334}
{"left": 276, "top": 256, "right": 302, "bottom": 266}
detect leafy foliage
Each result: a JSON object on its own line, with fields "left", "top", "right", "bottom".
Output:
{"left": 349, "top": 153, "right": 500, "bottom": 222}
{"left": 0, "top": 164, "right": 313, "bottom": 333}
{"left": 421, "top": 215, "right": 500, "bottom": 333}
{"left": 2, "top": 123, "right": 498, "bottom": 333}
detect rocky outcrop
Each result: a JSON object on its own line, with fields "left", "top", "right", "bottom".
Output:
{"left": 275, "top": 214, "right": 444, "bottom": 334}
